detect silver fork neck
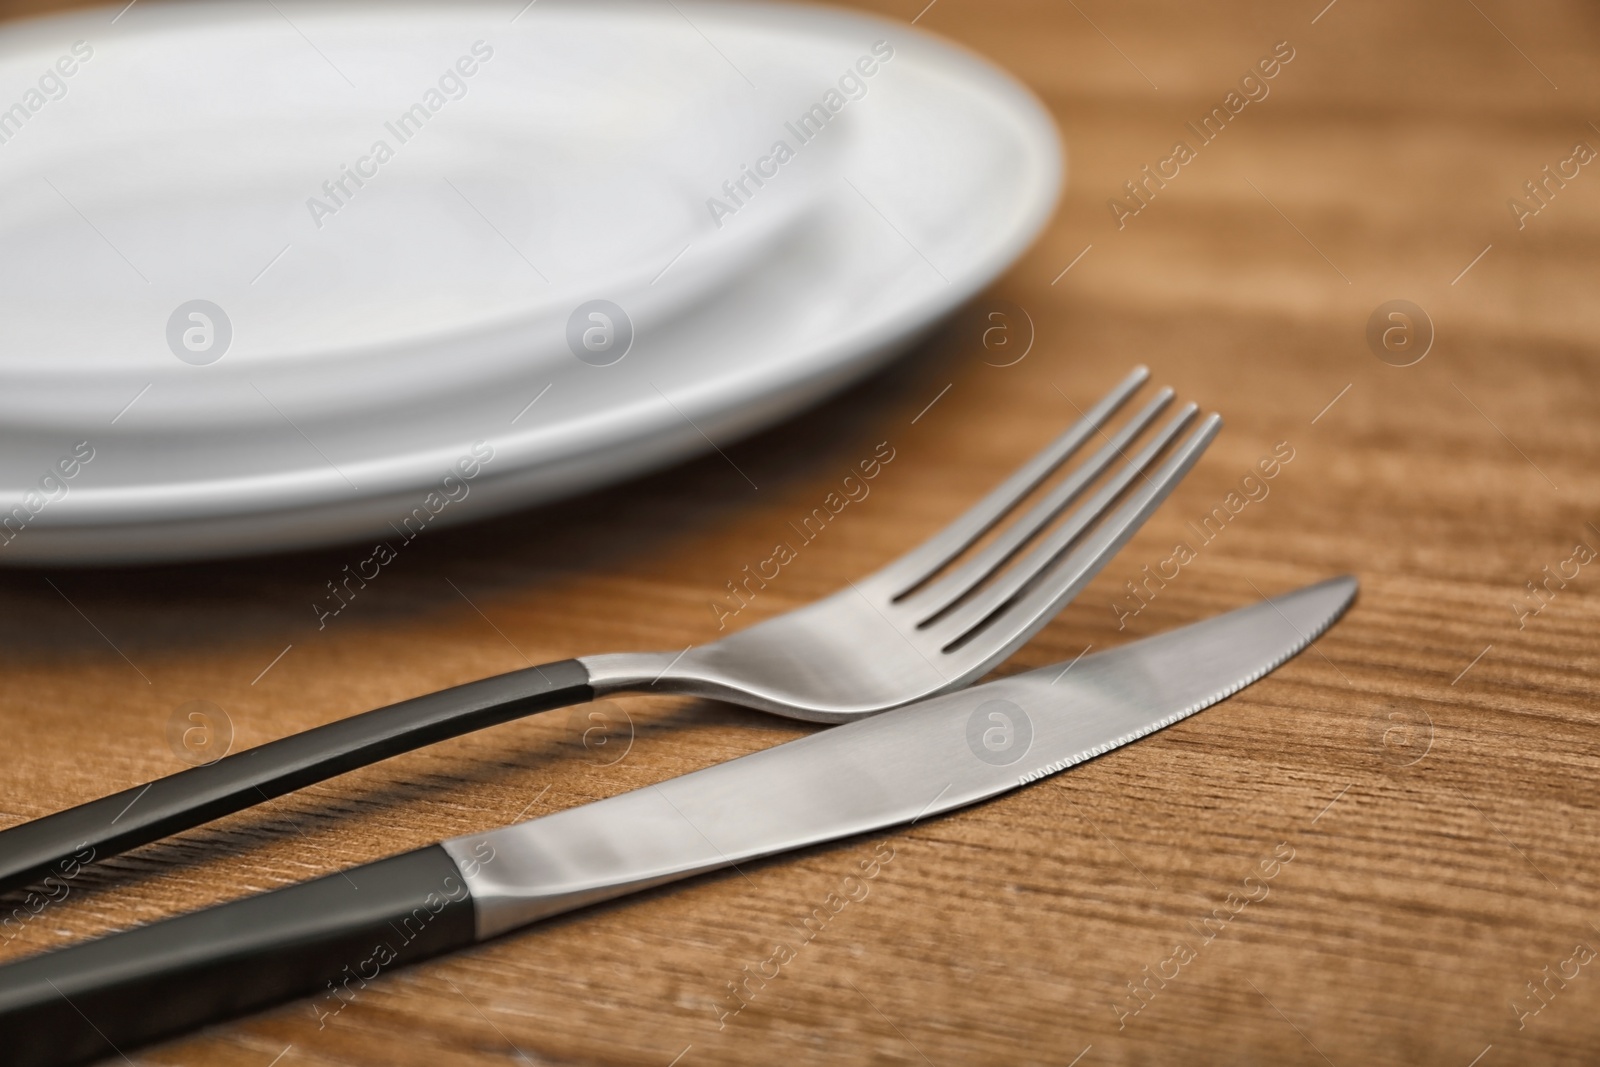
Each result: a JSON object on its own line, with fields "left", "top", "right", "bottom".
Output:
{"left": 579, "top": 650, "right": 924, "bottom": 721}
{"left": 579, "top": 650, "right": 704, "bottom": 697}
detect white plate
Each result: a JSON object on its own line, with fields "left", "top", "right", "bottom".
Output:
{"left": 0, "top": 1, "right": 834, "bottom": 425}
{"left": 0, "top": 0, "right": 1062, "bottom": 563}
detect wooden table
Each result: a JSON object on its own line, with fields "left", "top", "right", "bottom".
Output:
{"left": 3, "top": 0, "right": 1598, "bottom": 1063}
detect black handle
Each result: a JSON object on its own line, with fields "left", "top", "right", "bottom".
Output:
{"left": 0, "top": 660, "right": 591, "bottom": 896}
{"left": 0, "top": 844, "right": 477, "bottom": 1067}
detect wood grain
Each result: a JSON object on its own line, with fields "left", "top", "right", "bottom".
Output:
{"left": 2, "top": 0, "right": 1599, "bottom": 1064}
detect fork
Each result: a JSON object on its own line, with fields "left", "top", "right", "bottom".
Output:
{"left": 0, "top": 366, "right": 1219, "bottom": 894}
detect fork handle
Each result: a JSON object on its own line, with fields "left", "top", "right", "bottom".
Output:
{"left": 0, "top": 661, "right": 592, "bottom": 897}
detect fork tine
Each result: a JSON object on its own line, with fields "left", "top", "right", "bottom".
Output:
{"left": 899, "top": 386, "right": 1176, "bottom": 619}
{"left": 922, "top": 403, "right": 1197, "bottom": 638}
{"left": 873, "top": 365, "right": 1150, "bottom": 597}
{"left": 945, "top": 413, "right": 1222, "bottom": 664}
{"left": 928, "top": 410, "right": 1220, "bottom": 649}
{"left": 940, "top": 413, "right": 1222, "bottom": 660}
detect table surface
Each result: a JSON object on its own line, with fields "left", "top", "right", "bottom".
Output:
{"left": 3, "top": 0, "right": 1599, "bottom": 1064}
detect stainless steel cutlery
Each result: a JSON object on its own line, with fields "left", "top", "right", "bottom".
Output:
{"left": 0, "top": 366, "right": 1219, "bottom": 896}
{"left": 0, "top": 576, "right": 1358, "bottom": 1066}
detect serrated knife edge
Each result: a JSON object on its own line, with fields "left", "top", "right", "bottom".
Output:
{"left": 453, "top": 575, "right": 1358, "bottom": 936}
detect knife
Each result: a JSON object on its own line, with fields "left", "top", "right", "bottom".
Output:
{"left": 0, "top": 576, "right": 1356, "bottom": 1066}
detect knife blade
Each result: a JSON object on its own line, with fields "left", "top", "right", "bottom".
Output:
{"left": 449, "top": 574, "right": 1357, "bottom": 935}
{"left": 0, "top": 576, "right": 1356, "bottom": 1067}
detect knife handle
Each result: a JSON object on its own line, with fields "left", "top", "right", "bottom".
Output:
{"left": 0, "top": 844, "right": 477, "bottom": 1067}
{"left": 0, "top": 660, "right": 592, "bottom": 897}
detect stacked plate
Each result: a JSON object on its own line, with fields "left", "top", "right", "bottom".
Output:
{"left": 0, "top": 0, "right": 1062, "bottom": 563}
